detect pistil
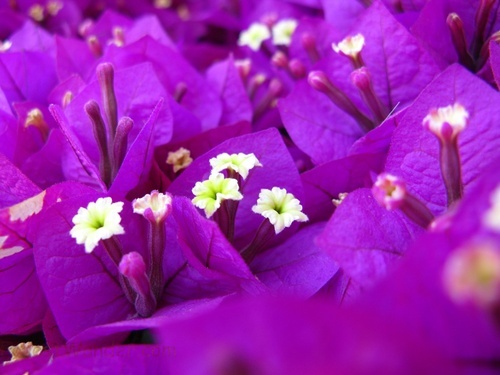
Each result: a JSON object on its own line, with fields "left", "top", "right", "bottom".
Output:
{"left": 351, "top": 67, "right": 388, "bottom": 124}
{"left": 308, "top": 70, "right": 374, "bottom": 132}
{"left": 119, "top": 252, "right": 157, "bottom": 317}
{"left": 446, "top": 13, "right": 475, "bottom": 71}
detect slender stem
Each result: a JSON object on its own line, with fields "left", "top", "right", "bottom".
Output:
{"left": 149, "top": 222, "right": 166, "bottom": 302}
{"left": 440, "top": 139, "right": 463, "bottom": 207}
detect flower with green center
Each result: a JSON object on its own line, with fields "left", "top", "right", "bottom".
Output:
{"left": 272, "top": 19, "right": 298, "bottom": 46}
{"left": 209, "top": 152, "right": 262, "bottom": 179}
{"left": 252, "top": 187, "right": 308, "bottom": 234}
{"left": 192, "top": 173, "right": 243, "bottom": 218}
{"left": 70, "top": 197, "right": 125, "bottom": 253}
{"left": 238, "top": 23, "right": 271, "bottom": 51}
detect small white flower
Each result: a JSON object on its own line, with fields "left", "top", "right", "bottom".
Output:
{"left": 238, "top": 23, "right": 271, "bottom": 51}
{"left": 192, "top": 173, "right": 243, "bottom": 218}
{"left": 422, "top": 103, "right": 469, "bottom": 141}
{"left": 271, "top": 19, "right": 298, "bottom": 46}
{"left": 133, "top": 191, "right": 173, "bottom": 224}
{"left": 70, "top": 197, "right": 125, "bottom": 253}
{"left": 209, "top": 152, "right": 262, "bottom": 179}
{"left": 483, "top": 185, "right": 500, "bottom": 231}
{"left": 252, "top": 187, "right": 308, "bottom": 234}
{"left": 332, "top": 34, "right": 365, "bottom": 57}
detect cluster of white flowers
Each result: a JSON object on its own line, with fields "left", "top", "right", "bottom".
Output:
{"left": 238, "top": 19, "right": 298, "bottom": 51}
{"left": 192, "top": 152, "right": 308, "bottom": 233}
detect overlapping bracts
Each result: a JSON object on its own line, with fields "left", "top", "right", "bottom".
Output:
{"left": 1, "top": 1, "right": 500, "bottom": 374}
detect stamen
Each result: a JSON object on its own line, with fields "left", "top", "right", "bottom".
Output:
{"left": 443, "top": 242, "right": 500, "bottom": 308}
{"left": 166, "top": 147, "right": 193, "bottom": 173}
{"left": 288, "top": 59, "right": 307, "bottom": 79}
{"left": 70, "top": 197, "right": 125, "bottom": 254}
{"left": 96, "top": 63, "right": 118, "bottom": 140}
{"left": 112, "top": 116, "right": 133, "bottom": 178}
{"left": 111, "top": 26, "right": 125, "bottom": 47}
{"left": 446, "top": 13, "right": 475, "bottom": 71}
{"left": 174, "top": 82, "right": 188, "bottom": 103}
{"left": 85, "top": 100, "right": 112, "bottom": 186}
{"left": 271, "top": 19, "right": 298, "bottom": 46}
{"left": 87, "top": 35, "right": 103, "bottom": 57}
{"left": 247, "top": 73, "right": 266, "bottom": 99}
{"left": 472, "top": 0, "right": 496, "bottom": 58}
{"left": 332, "top": 34, "right": 365, "bottom": 69}
{"left": 24, "top": 108, "right": 49, "bottom": 141}
{"left": 351, "top": 67, "right": 389, "bottom": 123}
{"left": 423, "top": 103, "right": 469, "bottom": 206}
{"left": 271, "top": 51, "right": 289, "bottom": 69}
{"left": 119, "top": 252, "right": 156, "bottom": 317}
{"left": 253, "top": 78, "right": 283, "bottom": 120}
{"left": 62, "top": 91, "right": 74, "bottom": 108}
{"left": 308, "top": 70, "right": 374, "bottom": 132}
{"left": 301, "top": 33, "right": 320, "bottom": 63}
{"left": 372, "top": 173, "right": 434, "bottom": 228}
{"left": 79, "top": 19, "right": 93, "bottom": 38}
{"left": 238, "top": 23, "right": 271, "bottom": 51}
{"left": 478, "top": 31, "right": 500, "bottom": 68}
{"left": 234, "top": 59, "right": 252, "bottom": 83}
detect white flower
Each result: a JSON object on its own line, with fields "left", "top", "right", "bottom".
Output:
{"left": 70, "top": 197, "right": 125, "bottom": 253}
{"left": 422, "top": 103, "right": 469, "bottom": 141}
{"left": 209, "top": 152, "right": 262, "bottom": 179}
{"left": 252, "top": 187, "right": 308, "bottom": 234}
{"left": 332, "top": 34, "right": 365, "bottom": 57}
{"left": 238, "top": 23, "right": 271, "bottom": 51}
{"left": 192, "top": 173, "right": 243, "bottom": 218}
{"left": 272, "top": 19, "right": 298, "bottom": 46}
